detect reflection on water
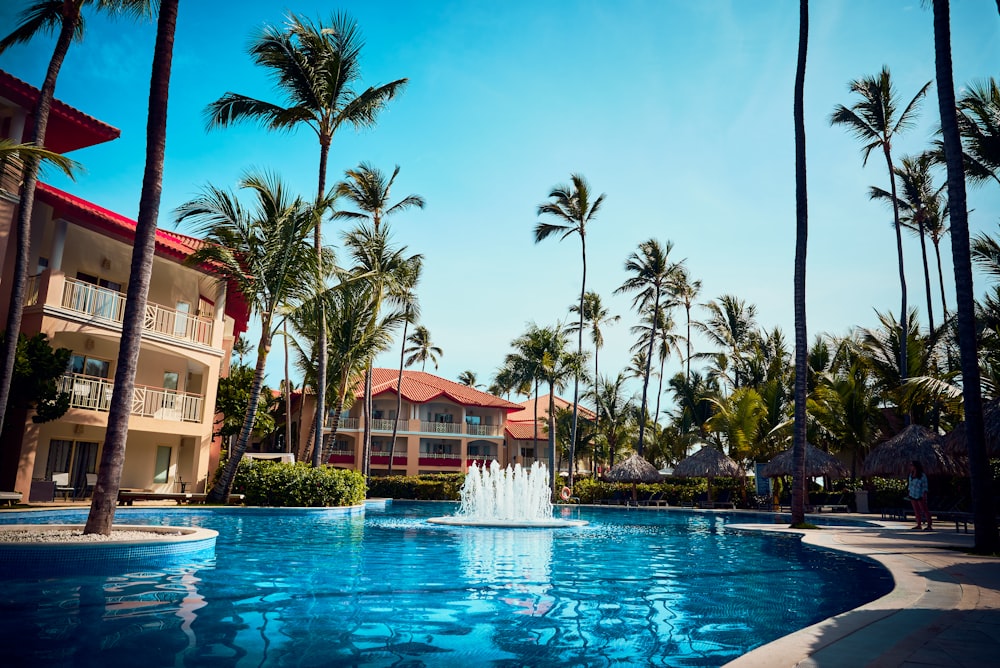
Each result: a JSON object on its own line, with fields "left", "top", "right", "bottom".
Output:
{"left": 0, "top": 505, "right": 892, "bottom": 667}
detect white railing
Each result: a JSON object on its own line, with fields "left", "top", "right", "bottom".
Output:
{"left": 371, "top": 418, "right": 398, "bottom": 432}
{"left": 421, "top": 420, "right": 463, "bottom": 434}
{"left": 418, "top": 451, "right": 461, "bottom": 459}
{"left": 465, "top": 423, "right": 502, "bottom": 437}
{"left": 59, "top": 373, "right": 203, "bottom": 423}
{"left": 326, "top": 415, "right": 360, "bottom": 430}
{"left": 59, "top": 277, "right": 214, "bottom": 345}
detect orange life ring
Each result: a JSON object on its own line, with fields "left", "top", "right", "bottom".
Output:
{"left": 560, "top": 486, "right": 572, "bottom": 501}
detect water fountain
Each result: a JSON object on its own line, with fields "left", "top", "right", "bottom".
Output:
{"left": 427, "top": 460, "right": 587, "bottom": 527}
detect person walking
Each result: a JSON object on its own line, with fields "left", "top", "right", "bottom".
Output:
{"left": 907, "top": 460, "right": 932, "bottom": 531}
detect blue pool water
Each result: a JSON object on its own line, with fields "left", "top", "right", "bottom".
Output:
{"left": 0, "top": 503, "right": 891, "bottom": 667}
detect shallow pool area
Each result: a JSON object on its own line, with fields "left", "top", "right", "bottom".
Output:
{"left": 0, "top": 503, "right": 892, "bottom": 667}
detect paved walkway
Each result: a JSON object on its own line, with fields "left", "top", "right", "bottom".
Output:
{"left": 724, "top": 519, "right": 1000, "bottom": 667}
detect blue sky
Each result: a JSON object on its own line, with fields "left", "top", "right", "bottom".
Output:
{"left": 2, "top": 1, "right": 999, "bottom": 405}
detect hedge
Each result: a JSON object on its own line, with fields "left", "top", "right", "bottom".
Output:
{"left": 367, "top": 473, "right": 465, "bottom": 501}
{"left": 230, "top": 459, "right": 366, "bottom": 507}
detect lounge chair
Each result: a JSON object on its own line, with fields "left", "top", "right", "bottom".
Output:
{"left": 0, "top": 490, "right": 22, "bottom": 507}
{"left": 52, "top": 472, "right": 74, "bottom": 500}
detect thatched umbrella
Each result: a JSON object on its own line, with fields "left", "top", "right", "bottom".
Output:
{"left": 861, "top": 424, "right": 967, "bottom": 477}
{"left": 672, "top": 446, "right": 741, "bottom": 505}
{"left": 605, "top": 453, "right": 662, "bottom": 503}
{"left": 944, "top": 398, "right": 1000, "bottom": 458}
{"left": 761, "top": 443, "right": 849, "bottom": 479}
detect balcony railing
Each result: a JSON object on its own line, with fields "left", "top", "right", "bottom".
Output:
{"left": 59, "top": 277, "right": 214, "bottom": 345}
{"left": 324, "top": 416, "right": 501, "bottom": 436}
{"left": 59, "top": 373, "right": 203, "bottom": 423}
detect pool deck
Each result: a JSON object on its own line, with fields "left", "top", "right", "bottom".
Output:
{"left": 723, "top": 519, "right": 999, "bottom": 668}
{"left": 4, "top": 501, "right": 997, "bottom": 666}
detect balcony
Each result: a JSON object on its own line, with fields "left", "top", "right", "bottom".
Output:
{"left": 28, "top": 276, "right": 215, "bottom": 346}
{"left": 59, "top": 373, "right": 204, "bottom": 423}
{"left": 324, "top": 416, "right": 503, "bottom": 437}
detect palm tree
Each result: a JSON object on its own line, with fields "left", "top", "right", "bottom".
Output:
{"left": 404, "top": 325, "right": 442, "bottom": 371}
{"left": 388, "top": 280, "right": 420, "bottom": 474}
{"left": 457, "top": 370, "right": 481, "bottom": 388}
{"left": 869, "top": 153, "right": 948, "bottom": 331}
{"left": 342, "top": 224, "right": 422, "bottom": 477}
{"left": 335, "top": 162, "right": 425, "bottom": 233}
{"left": 932, "top": 0, "right": 999, "bottom": 552}
{"left": 568, "top": 291, "right": 619, "bottom": 435}
{"left": 0, "top": 0, "right": 151, "bottom": 441}
{"left": 791, "top": 0, "right": 809, "bottom": 526}
{"left": 592, "top": 372, "right": 635, "bottom": 469}
{"left": 696, "top": 295, "right": 759, "bottom": 392}
{"left": 0, "top": 139, "right": 78, "bottom": 178}
{"left": 953, "top": 78, "right": 1000, "bottom": 186}
{"left": 830, "top": 67, "right": 931, "bottom": 395}
{"left": 616, "top": 238, "right": 678, "bottom": 455}
{"left": 84, "top": 0, "right": 173, "bottom": 535}
{"left": 206, "top": 12, "right": 408, "bottom": 470}
{"left": 534, "top": 173, "right": 605, "bottom": 486}
{"left": 175, "top": 172, "right": 320, "bottom": 503}
{"left": 668, "top": 265, "right": 702, "bottom": 384}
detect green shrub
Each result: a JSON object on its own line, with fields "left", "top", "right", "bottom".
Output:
{"left": 367, "top": 473, "right": 465, "bottom": 500}
{"left": 231, "top": 459, "right": 366, "bottom": 507}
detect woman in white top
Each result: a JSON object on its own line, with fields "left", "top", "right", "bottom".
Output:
{"left": 907, "top": 460, "right": 932, "bottom": 531}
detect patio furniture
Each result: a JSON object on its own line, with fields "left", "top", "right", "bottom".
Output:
{"left": 52, "top": 472, "right": 74, "bottom": 500}
{"left": 0, "top": 491, "right": 21, "bottom": 507}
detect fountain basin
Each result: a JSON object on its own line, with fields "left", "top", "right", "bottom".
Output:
{"left": 427, "top": 516, "right": 587, "bottom": 528}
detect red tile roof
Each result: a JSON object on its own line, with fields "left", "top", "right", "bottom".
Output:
{"left": 361, "top": 368, "right": 523, "bottom": 411}
{"left": 505, "top": 420, "right": 547, "bottom": 440}
{"left": 0, "top": 69, "right": 120, "bottom": 153}
{"left": 34, "top": 181, "right": 250, "bottom": 337}
{"left": 506, "top": 394, "right": 596, "bottom": 422}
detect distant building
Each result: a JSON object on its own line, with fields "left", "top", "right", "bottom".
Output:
{"left": 505, "top": 394, "right": 596, "bottom": 471}
{"left": 0, "top": 70, "right": 247, "bottom": 500}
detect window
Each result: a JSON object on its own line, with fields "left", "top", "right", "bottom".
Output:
{"left": 69, "top": 354, "right": 110, "bottom": 379}
{"left": 465, "top": 415, "right": 481, "bottom": 425}
{"left": 153, "top": 446, "right": 171, "bottom": 483}
{"left": 174, "top": 301, "right": 191, "bottom": 337}
{"left": 163, "top": 372, "right": 179, "bottom": 391}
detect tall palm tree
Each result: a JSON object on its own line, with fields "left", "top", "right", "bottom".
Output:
{"left": 534, "top": 174, "right": 605, "bottom": 486}
{"left": 457, "top": 370, "right": 481, "bottom": 388}
{"left": 84, "top": 0, "right": 173, "bottom": 535}
{"left": 830, "top": 67, "right": 931, "bottom": 395}
{"left": 616, "top": 238, "right": 678, "bottom": 455}
{"left": 953, "top": 78, "right": 1000, "bottom": 186}
{"left": 0, "top": 0, "right": 151, "bottom": 441}
{"left": 342, "top": 224, "right": 421, "bottom": 477}
{"left": 206, "top": 12, "right": 408, "bottom": 469}
{"left": 790, "top": 0, "right": 809, "bottom": 526}
{"left": 592, "top": 372, "right": 635, "bottom": 469}
{"left": 668, "top": 265, "right": 702, "bottom": 384}
{"left": 568, "top": 291, "right": 619, "bottom": 434}
{"left": 387, "top": 280, "right": 420, "bottom": 474}
{"left": 175, "top": 172, "right": 320, "bottom": 503}
{"left": 695, "top": 295, "right": 759, "bottom": 392}
{"left": 932, "top": 0, "right": 999, "bottom": 553}
{"left": 404, "top": 325, "right": 442, "bottom": 371}
{"left": 869, "top": 153, "right": 947, "bottom": 331}
{"left": 335, "top": 162, "right": 425, "bottom": 233}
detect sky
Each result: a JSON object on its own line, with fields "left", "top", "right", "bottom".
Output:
{"left": 1, "top": 0, "right": 999, "bottom": 409}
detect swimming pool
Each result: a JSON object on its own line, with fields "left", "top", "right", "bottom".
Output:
{"left": 0, "top": 503, "right": 891, "bottom": 667}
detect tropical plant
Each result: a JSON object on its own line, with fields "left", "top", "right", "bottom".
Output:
{"left": 335, "top": 162, "right": 425, "bottom": 232}
{"left": 404, "top": 325, "right": 442, "bottom": 371}
{"left": 388, "top": 281, "right": 420, "bottom": 474}
{"left": 206, "top": 12, "right": 408, "bottom": 468}
{"left": 568, "top": 291, "right": 619, "bottom": 434}
{"left": 869, "top": 153, "right": 948, "bottom": 330}
{"left": 695, "top": 294, "right": 760, "bottom": 392}
{"left": 667, "top": 264, "right": 701, "bottom": 384}
{"left": 84, "top": 0, "right": 175, "bottom": 536}
{"left": 214, "top": 363, "right": 275, "bottom": 441}
{"left": 457, "top": 370, "right": 481, "bottom": 388}
{"left": 590, "top": 372, "right": 635, "bottom": 470}
{"left": 176, "top": 172, "right": 321, "bottom": 503}
{"left": 0, "top": 0, "right": 152, "bottom": 445}
{"left": 953, "top": 77, "right": 1000, "bottom": 186}
{"left": 615, "top": 238, "right": 678, "bottom": 455}
{"left": 931, "top": 0, "right": 998, "bottom": 552}
{"left": 534, "top": 173, "right": 605, "bottom": 486}
{"left": 706, "top": 387, "right": 767, "bottom": 467}
{"left": 0, "top": 138, "right": 78, "bottom": 178}
{"left": 830, "top": 66, "right": 931, "bottom": 393}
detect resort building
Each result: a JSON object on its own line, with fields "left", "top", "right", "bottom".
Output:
{"left": 0, "top": 70, "right": 247, "bottom": 501}
{"left": 505, "top": 394, "right": 596, "bottom": 473}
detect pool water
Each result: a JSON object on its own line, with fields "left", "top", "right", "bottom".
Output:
{"left": 0, "top": 503, "right": 891, "bottom": 667}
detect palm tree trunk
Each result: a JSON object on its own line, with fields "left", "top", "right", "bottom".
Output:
{"left": 685, "top": 302, "right": 693, "bottom": 384}
{"left": 86, "top": 0, "right": 178, "bottom": 533}
{"left": 637, "top": 287, "right": 659, "bottom": 455}
{"left": 933, "top": 239, "right": 949, "bottom": 318}
{"left": 362, "top": 362, "right": 373, "bottom": 479}
{"left": 883, "top": 145, "right": 909, "bottom": 393}
{"left": 388, "top": 315, "right": 409, "bottom": 474}
{"left": 547, "top": 386, "right": 557, "bottom": 493}
{"left": 933, "top": 0, "right": 999, "bottom": 553}
{"left": 532, "top": 379, "right": 539, "bottom": 470}
{"left": 790, "top": 0, "right": 809, "bottom": 527}
{"left": 0, "top": 3, "right": 80, "bottom": 439}
{"left": 208, "top": 326, "right": 273, "bottom": 503}
{"left": 569, "top": 236, "right": 586, "bottom": 487}
{"left": 312, "top": 137, "right": 331, "bottom": 467}
{"left": 917, "top": 218, "right": 935, "bottom": 332}
{"left": 283, "top": 318, "right": 292, "bottom": 453}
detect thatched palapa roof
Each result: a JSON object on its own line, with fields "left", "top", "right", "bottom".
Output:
{"left": 861, "top": 424, "right": 967, "bottom": 477}
{"left": 760, "top": 443, "right": 849, "bottom": 479}
{"left": 604, "top": 453, "right": 662, "bottom": 484}
{"left": 672, "top": 446, "right": 741, "bottom": 479}
{"left": 944, "top": 398, "right": 1000, "bottom": 458}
